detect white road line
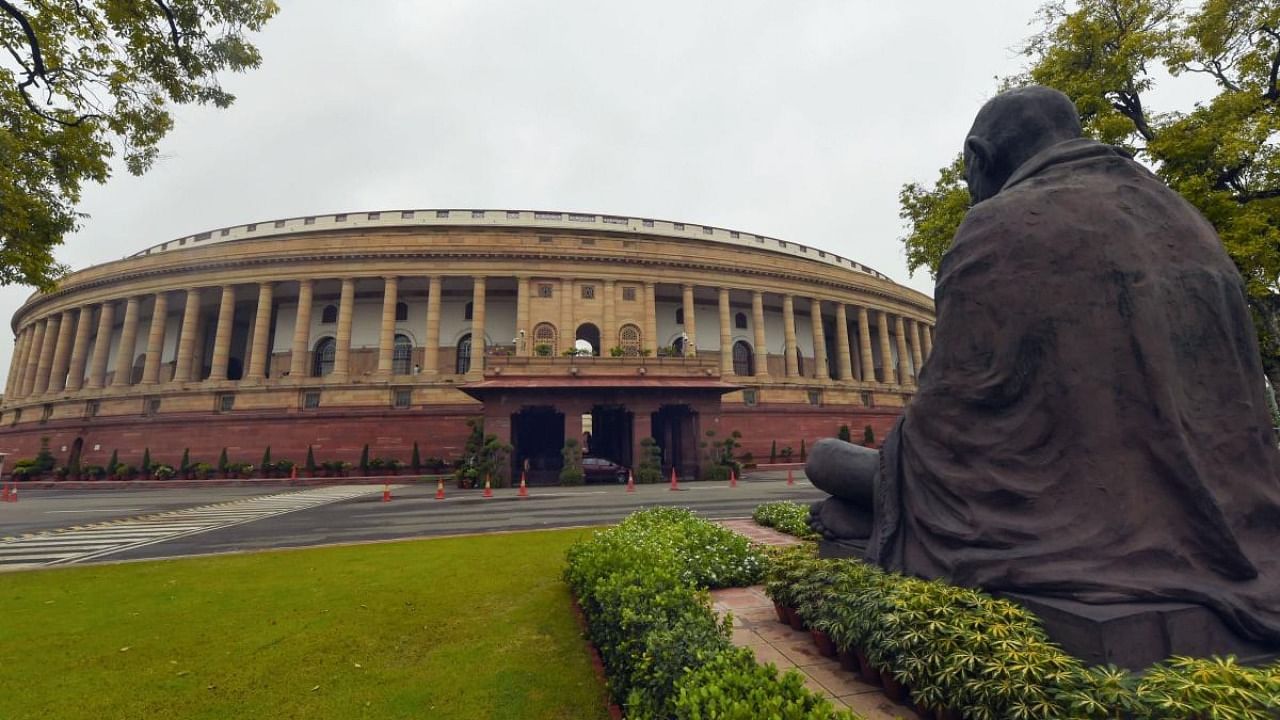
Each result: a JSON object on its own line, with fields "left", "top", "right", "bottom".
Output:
{"left": 46, "top": 508, "right": 146, "bottom": 513}
{"left": 0, "top": 485, "right": 390, "bottom": 569}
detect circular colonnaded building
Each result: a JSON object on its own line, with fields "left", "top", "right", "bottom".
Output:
{"left": 0, "top": 209, "right": 935, "bottom": 483}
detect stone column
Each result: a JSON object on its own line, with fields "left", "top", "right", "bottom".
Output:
{"left": 834, "top": 303, "right": 854, "bottom": 382}
{"left": 910, "top": 319, "right": 925, "bottom": 377}
{"left": 33, "top": 314, "right": 61, "bottom": 395}
{"left": 516, "top": 275, "right": 530, "bottom": 356}
{"left": 48, "top": 309, "right": 76, "bottom": 392}
{"left": 751, "top": 291, "right": 769, "bottom": 377}
{"left": 560, "top": 277, "right": 573, "bottom": 348}
{"left": 6, "top": 328, "right": 29, "bottom": 397}
{"left": 857, "top": 307, "right": 875, "bottom": 383}
{"left": 140, "top": 292, "right": 169, "bottom": 384}
{"left": 20, "top": 319, "right": 47, "bottom": 397}
{"left": 681, "top": 284, "right": 697, "bottom": 356}
{"left": 289, "top": 280, "right": 314, "bottom": 378}
{"left": 209, "top": 286, "right": 237, "bottom": 381}
{"left": 245, "top": 282, "right": 274, "bottom": 382}
{"left": 332, "top": 278, "right": 355, "bottom": 381}
{"left": 643, "top": 282, "right": 658, "bottom": 354}
{"left": 86, "top": 302, "right": 115, "bottom": 389}
{"left": 782, "top": 294, "right": 799, "bottom": 378}
{"left": 468, "top": 276, "right": 486, "bottom": 379}
{"left": 172, "top": 289, "right": 201, "bottom": 383}
{"left": 877, "top": 310, "right": 896, "bottom": 385}
{"left": 923, "top": 324, "right": 933, "bottom": 358}
{"left": 111, "top": 298, "right": 142, "bottom": 387}
{"left": 65, "top": 307, "right": 94, "bottom": 392}
{"left": 603, "top": 279, "right": 616, "bottom": 352}
{"left": 810, "top": 298, "right": 829, "bottom": 380}
{"left": 376, "top": 276, "right": 398, "bottom": 378}
{"left": 718, "top": 288, "right": 733, "bottom": 375}
{"left": 423, "top": 276, "right": 442, "bottom": 376}
{"left": 894, "top": 315, "right": 912, "bottom": 386}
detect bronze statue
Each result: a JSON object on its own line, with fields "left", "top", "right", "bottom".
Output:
{"left": 809, "top": 85, "right": 1280, "bottom": 646}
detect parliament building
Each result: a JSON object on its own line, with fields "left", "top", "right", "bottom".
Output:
{"left": 0, "top": 209, "right": 935, "bottom": 482}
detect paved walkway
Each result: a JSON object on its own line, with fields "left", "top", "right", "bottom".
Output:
{"left": 713, "top": 520, "right": 905, "bottom": 719}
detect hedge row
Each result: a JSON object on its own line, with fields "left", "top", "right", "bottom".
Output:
{"left": 752, "top": 500, "right": 820, "bottom": 540}
{"left": 563, "top": 508, "right": 854, "bottom": 719}
{"left": 766, "top": 547, "right": 1280, "bottom": 720}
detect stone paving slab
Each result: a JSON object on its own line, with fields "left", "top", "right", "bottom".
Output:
{"left": 717, "top": 518, "right": 806, "bottom": 546}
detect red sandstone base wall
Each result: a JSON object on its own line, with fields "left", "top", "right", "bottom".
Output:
{"left": 718, "top": 405, "right": 902, "bottom": 460}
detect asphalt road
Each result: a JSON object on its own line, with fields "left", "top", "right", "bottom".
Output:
{"left": 0, "top": 471, "right": 824, "bottom": 566}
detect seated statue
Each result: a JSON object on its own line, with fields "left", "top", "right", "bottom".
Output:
{"left": 809, "top": 85, "right": 1280, "bottom": 644}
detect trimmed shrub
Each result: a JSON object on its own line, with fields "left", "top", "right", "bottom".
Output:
{"left": 753, "top": 501, "right": 819, "bottom": 540}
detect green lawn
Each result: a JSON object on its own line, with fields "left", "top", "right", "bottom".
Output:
{"left": 0, "top": 529, "right": 610, "bottom": 720}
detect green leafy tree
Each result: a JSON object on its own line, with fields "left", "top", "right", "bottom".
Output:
{"left": 837, "top": 424, "right": 852, "bottom": 443}
{"left": 637, "top": 436, "right": 663, "bottom": 483}
{"left": 305, "top": 445, "right": 316, "bottom": 474}
{"left": 178, "top": 447, "right": 190, "bottom": 475}
{"left": 107, "top": 448, "right": 117, "bottom": 474}
{"left": 260, "top": 445, "right": 271, "bottom": 470}
{"left": 863, "top": 425, "right": 876, "bottom": 447}
{"left": 217, "top": 447, "right": 228, "bottom": 472}
{"left": 0, "top": 0, "right": 278, "bottom": 289}
{"left": 410, "top": 441, "right": 421, "bottom": 473}
{"left": 899, "top": 0, "right": 1280, "bottom": 389}
{"left": 769, "top": 439, "right": 777, "bottom": 464}
{"left": 559, "top": 438, "right": 584, "bottom": 485}
{"left": 141, "top": 447, "right": 151, "bottom": 473}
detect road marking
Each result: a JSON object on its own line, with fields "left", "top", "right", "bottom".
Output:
{"left": 46, "top": 508, "right": 146, "bottom": 514}
{"left": 0, "top": 485, "right": 392, "bottom": 570}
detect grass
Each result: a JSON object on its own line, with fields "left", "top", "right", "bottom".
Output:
{"left": 0, "top": 529, "right": 609, "bottom": 720}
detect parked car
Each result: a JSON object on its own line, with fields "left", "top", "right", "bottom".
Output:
{"left": 582, "top": 456, "right": 629, "bottom": 484}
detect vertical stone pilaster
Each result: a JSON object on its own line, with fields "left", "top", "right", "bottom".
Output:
{"left": 782, "top": 294, "right": 799, "bottom": 378}
{"left": 751, "top": 291, "right": 769, "bottom": 377}
{"left": 48, "top": 310, "right": 76, "bottom": 392}
{"left": 895, "top": 315, "right": 912, "bottom": 386}
{"left": 245, "top": 282, "right": 274, "bottom": 382}
{"left": 5, "top": 328, "right": 28, "bottom": 398}
{"left": 681, "top": 284, "right": 697, "bottom": 356}
{"left": 718, "top": 288, "right": 733, "bottom": 375}
{"left": 66, "top": 306, "right": 94, "bottom": 392}
{"left": 21, "top": 319, "right": 47, "bottom": 397}
{"left": 810, "top": 298, "right": 829, "bottom": 381}
{"left": 34, "top": 314, "right": 61, "bottom": 395}
{"left": 209, "top": 286, "right": 237, "bottom": 382}
{"left": 603, "top": 279, "right": 616, "bottom": 352}
{"left": 173, "top": 289, "right": 201, "bottom": 383}
{"left": 111, "top": 298, "right": 143, "bottom": 387}
{"left": 516, "top": 275, "right": 530, "bottom": 356}
{"left": 560, "top": 277, "right": 573, "bottom": 349}
{"left": 923, "top": 324, "right": 933, "bottom": 359}
{"left": 877, "top": 310, "right": 896, "bottom": 385}
{"left": 332, "top": 278, "right": 355, "bottom": 381}
{"left": 376, "top": 276, "right": 398, "bottom": 377}
{"left": 140, "top": 292, "right": 169, "bottom": 384}
{"left": 423, "top": 276, "right": 442, "bottom": 376}
{"left": 910, "top": 319, "right": 925, "bottom": 379}
{"left": 835, "top": 303, "right": 854, "bottom": 382}
{"left": 86, "top": 303, "right": 115, "bottom": 389}
{"left": 289, "top": 280, "right": 313, "bottom": 379}
{"left": 857, "top": 307, "right": 875, "bottom": 383}
{"left": 643, "top": 282, "right": 657, "bottom": 354}
{"left": 468, "top": 276, "right": 486, "bottom": 379}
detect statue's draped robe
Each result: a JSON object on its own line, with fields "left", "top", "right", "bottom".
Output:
{"left": 869, "top": 138, "right": 1280, "bottom": 642}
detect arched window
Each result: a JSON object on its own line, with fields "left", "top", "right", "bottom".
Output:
{"left": 734, "top": 312, "right": 748, "bottom": 330}
{"left": 675, "top": 307, "right": 684, "bottom": 325}
{"left": 464, "top": 302, "right": 473, "bottom": 321}
{"left": 533, "top": 323, "right": 557, "bottom": 355}
{"left": 312, "top": 337, "right": 336, "bottom": 377}
{"left": 618, "top": 324, "right": 641, "bottom": 356}
{"left": 575, "top": 323, "right": 601, "bottom": 356}
{"left": 672, "top": 336, "right": 687, "bottom": 356}
{"left": 395, "top": 302, "right": 408, "bottom": 322}
{"left": 733, "top": 340, "right": 754, "bottom": 376}
{"left": 392, "top": 334, "right": 412, "bottom": 375}
{"left": 320, "top": 304, "right": 338, "bottom": 324}
{"left": 456, "top": 334, "right": 472, "bottom": 374}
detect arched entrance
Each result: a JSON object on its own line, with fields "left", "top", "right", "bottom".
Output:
{"left": 575, "top": 323, "right": 601, "bottom": 356}
{"left": 456, "top": 334, "right": 473, "bottom": 374}
{"left": 512, "top": 406, "right": 566, "bottom": 485}
{"left": 732, "top": 340, "right": 754, "bottom": 375}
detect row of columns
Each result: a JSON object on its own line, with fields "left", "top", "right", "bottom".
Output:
{"left": 4, "top": 276, "right": 935, "bottom": 402}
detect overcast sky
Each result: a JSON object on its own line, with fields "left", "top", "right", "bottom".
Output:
{"left": 2, "top": 0, "right": 1061, "bottom": 380}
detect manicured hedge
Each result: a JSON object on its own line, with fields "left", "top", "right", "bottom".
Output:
{"left": 564, "top": 508, "right": 853, "bottom": 719}
{"left": 766, "top": 547, "right": 1280, "bottom": 720}
{"left": 753, "top": 501, "right": 820, "bottom": 540}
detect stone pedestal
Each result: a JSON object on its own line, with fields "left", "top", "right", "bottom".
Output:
{"left": 999, "top": 592, "right": 1280, "bottom": 670}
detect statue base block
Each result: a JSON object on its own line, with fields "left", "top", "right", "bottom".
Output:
{"left": 817, "top": 538, "right": 868, "bottom": 559}
{"left": 999, "top": 592, "right": 1280, "bottom": 670}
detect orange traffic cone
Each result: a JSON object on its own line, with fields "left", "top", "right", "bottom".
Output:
{"left": 729, "top": 468, "right": 738, "bottom": 488}
{"left": 8, "top": 484, "right": 16, "bottom": 503}
{"left": 1, "top": 484, "right": 9, "bottom": 502}
{"left": 382, "top": 483, "right": 392, "bottom": 502}
{"left": 435, "top": 478, "right": 446, "bottom": 500}
{"left": 669, "top": 467, "right": 680, "bottom": 491}
{"left": 787, "top": 468, "right": 795, "bottom": 486}
{"left": 482, "top": 475, "right": 494, "bottom": 498}
{"left": 626, "top": 470, "right": 635, "bottom": 493}
{"left": 518, "top": 472, "right": 529, "bottom": 498}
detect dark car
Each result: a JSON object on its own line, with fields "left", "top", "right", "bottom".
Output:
{"left": 582, "top": 456, "right": 629, "bottom": 484}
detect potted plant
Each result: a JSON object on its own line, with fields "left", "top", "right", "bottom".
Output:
{"left": 152, "top": 464, "right": 176, "bottom": 480}
{"left": 193, "top": 462, "right": 214, "bottom": 480}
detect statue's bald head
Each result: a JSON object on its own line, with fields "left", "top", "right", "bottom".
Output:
{"left": 964, "top": 86, "right": 1082, "bottom": 204}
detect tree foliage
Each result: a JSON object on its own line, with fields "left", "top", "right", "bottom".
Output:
{"left": 0, "top": 0, "right": 277, "bottom": 289}
{"left": 899, "top": 0, "right": 1280, "bottom": 386}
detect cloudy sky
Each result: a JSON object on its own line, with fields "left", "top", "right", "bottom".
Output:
{"left": 2, "top": 0, "right": 1060, "bottom": 379}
